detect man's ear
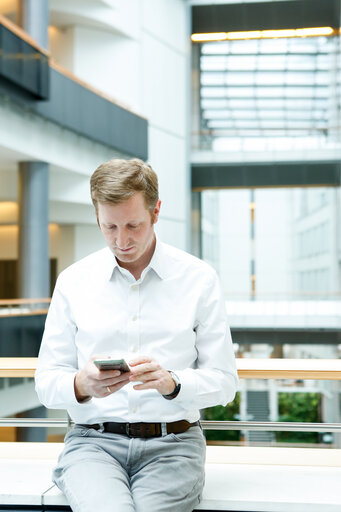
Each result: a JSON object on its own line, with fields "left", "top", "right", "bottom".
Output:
{"left": 153, "top": 199, "right": 161, "bottom": 224}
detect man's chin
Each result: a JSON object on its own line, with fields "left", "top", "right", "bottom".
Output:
{"left": 113, "top": 249, "right": 137, "bottom": 262}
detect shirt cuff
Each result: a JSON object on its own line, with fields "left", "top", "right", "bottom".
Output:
{"left": 171, "top": 369, "right": 197, "bottom": 404}
{"left": 57, "top": 371, "right": 91, "bottom": 406}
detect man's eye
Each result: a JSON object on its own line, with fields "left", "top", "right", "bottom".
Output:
{"left": 128, "top": 225, "right": 138, "bottom": 229}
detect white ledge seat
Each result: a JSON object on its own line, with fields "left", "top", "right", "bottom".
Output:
{"left": 1, "top": 443, "right": 341, "bottom": 511}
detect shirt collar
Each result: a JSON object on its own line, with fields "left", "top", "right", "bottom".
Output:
{"left": 106, "top": 235, "right": 167, "bottom": 282}
{"left": 147, "top": 236, "right": 167, "bottom": 280}
{"left": 105, "top": 249, "right": 119, "bottom": 281}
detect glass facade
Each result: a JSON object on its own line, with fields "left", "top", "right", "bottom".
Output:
{"left": 197, "top": 32, "right": 341, "bottom": 447}
{"left": 202, "top": 186, "right": 341, "bottom": 300}
{"left": 196, "top": 35, "right": 341, "bottom": 152}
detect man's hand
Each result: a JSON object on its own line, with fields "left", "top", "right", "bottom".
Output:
{"left": 128, "top": 356, "right": 176, "bottom": 396}
{"left": 74, "top": 355, "right": 131, "bottom": 402}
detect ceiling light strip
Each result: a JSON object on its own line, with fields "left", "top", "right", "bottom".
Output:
{"left": 191, "top": 27, "right": 335, "bottom": 42}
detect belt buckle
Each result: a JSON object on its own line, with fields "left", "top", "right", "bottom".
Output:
{"left": 126, "top": 423, "right": 160, "bottom": 438}
{"left": 126, "top": 423, "right": 141, "bottom": 437}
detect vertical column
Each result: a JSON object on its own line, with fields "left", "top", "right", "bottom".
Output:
{"left": 185, "top": 2, "right": 192, "bottom": 253}
{"left": 268, "top": 379, "right": 278, "bottom": 423}
{"left": 250, "top": 190, "right": 256, "bottom": 300}
{"left": 191, "top": 191, "right": 202, "bottom": 258}
{"left": 18, "top": 162, "right": 49, "bottom": 443}
{"left": 330, "top": 189, "right": 340, "bottom": 295}
{"left": 321, "top": 380, "right": 341, "bottom": 448}
{"left": 18, "top": 162, "right": 49, "bottom": 299}
{"left": 18, "top": 1, "right": 50, "bottom": 445}
{"left": 191, "top": 43, "right": 201, "bottom": 152}
{"left": 19, "top": 0, "right": 49, "bottom": 49}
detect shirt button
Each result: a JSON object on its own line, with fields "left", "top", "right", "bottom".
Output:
{"left": 132, "top": 407, "right": 137, "bottom": 413}
{"left": 132, "top": 315, "right": 137, "bottom": 321}
{"left": 131, "top": 285, "right": 138, "bottom": 291}
{"left": 132, "top": 346, "right": 137, "bottom": 352}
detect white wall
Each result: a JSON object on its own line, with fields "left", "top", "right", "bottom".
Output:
{"left": 141, "top": 0, "right": 188, "bottom": 250}
{"left": 72, "top": 26, "right": 141, "bottom": 111}
{"left": 74, "top": 224, "right": 106, "bottom": 261}
{"left": 48, "top": 0, "right": 189, "bottom": 251}
{"left": 218, "top": 189, "right": 251, "bottom": 297}
{"left": 0, "top": 0, "right": 189, "bottom": 289}
{"left": 49, "top": 225, "right": 75, "bottom": 273}
{"left": 0, "top": 226, "right": 18, "bottom": 259}
{"left": 0, "top": 223, "right": 95, "bottom": 278}
{"left": 291, "top": 188, "right": 339, "bottom": 295}
{"left": 216, "top": 188, "right": 292, "bottom": 298}
{"left": 254, "top": 189, "right": 292, "bottom": 296}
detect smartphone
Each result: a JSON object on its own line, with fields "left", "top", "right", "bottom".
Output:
{"left": 94, "top": 358, "right": 130, "bottom": 372}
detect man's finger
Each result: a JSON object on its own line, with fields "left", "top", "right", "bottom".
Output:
{"left": 133, "top": 380, "right": 159, "bottom": 391}
{"left": 129, "top": 355, "right": 154, "bottom": 367}
{"left": 129, "top": 362, "right": 158, "bottom": 376}
{"left": 104, "top": 373, "right": 131, "bottom": 386}
{"left": 129, "top": 370, "right": 159, "bottom": 382}
{"left": 96, "top": 369, "right": 121, "bottom": 380}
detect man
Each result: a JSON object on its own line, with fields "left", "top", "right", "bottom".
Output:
{"left": 35, "top": 158, "right": 238, "bottom": 512}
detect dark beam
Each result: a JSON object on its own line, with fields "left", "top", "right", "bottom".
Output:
{"left": 232, "top": 328, "right": 341, "bottom": 345}
{"left": 192, "top": 162, "right": 341, "bottom": 190}
{"left": 192, "top": 0, "right": 341, "bottom": 33}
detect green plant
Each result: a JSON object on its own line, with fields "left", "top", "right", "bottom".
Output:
{"left": 276, "top": 392, "right": 321, "bottom": 443}
{"left": 203, "top": 392, "right": 240, "bottom": 442}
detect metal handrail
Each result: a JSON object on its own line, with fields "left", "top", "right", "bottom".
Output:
{"left": 201, "top": 421, "right": 341, "bottom": 433}
{"left": 0, "top": 418, "right": 70, "bottom": 428}
{"left": 1, "top": 418, "right": 341, "bottom": 432}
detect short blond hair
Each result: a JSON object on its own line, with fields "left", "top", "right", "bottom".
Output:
{"left": 90, "top": 158, "right": 159, "bottom": 214}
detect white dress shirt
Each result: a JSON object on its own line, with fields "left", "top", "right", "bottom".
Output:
{"left": 35, "top": 239, "right": 238, "bottom": 424}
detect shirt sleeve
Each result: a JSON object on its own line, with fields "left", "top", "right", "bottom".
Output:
{"left": 35, "top": 274, "right": 83, "bottom": 409}
{"left": 173, "top": 269, "right": 239, "bottom": 410}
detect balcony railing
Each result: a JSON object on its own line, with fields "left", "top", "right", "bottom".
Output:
{"left": 0, "top": 298, "right": 50, "bottom": 317}
{"left": 1, "top": 357, "right": 341, "bottom": 433}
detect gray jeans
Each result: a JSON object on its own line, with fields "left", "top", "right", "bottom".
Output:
{"left": 53, "top": 424, "right": 206, "bottom": 512}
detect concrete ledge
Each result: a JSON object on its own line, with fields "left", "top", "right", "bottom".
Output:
{"left": 1, "top": 443, "right": 341, "bottom": 511}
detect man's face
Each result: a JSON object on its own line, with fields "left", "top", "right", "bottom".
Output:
{"left": 97, "top": 192, "right": 161, "bottom": 271}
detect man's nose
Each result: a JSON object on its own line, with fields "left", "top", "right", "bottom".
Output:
{"left": 116, "top": 229, "right": 129, "bottom": 248}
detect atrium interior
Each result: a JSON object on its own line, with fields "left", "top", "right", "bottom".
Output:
{"left": 0, "top": 0, "right": 340, "bottom": 510}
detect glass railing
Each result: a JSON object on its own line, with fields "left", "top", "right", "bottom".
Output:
{"left": 1, "top": 357, "right": 341, "bottom": 443}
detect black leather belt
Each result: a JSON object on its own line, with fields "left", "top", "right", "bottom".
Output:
{"left": 79, "top": 420, "right": 199, "bottom": 438}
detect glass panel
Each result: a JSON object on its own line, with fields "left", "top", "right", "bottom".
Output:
{"left": 207, "top": 120, "right": 235, "bottom": 128}
{"left": 201, "top": 42, "right": 230, "bottom": 54}
{"left": 201, "top": 98, "right": 229, "bottom": 109}
{"left": 195, "top": 35, "right": 339, "bottom": 150}
{"left": 201, "top": 72, "right": 226, "bottom": 85}
{"left": 201, "top": 87, "right": 227, "bottom": 97}
{"left": 201, "top": 186, "right": 341, "bottom": 447}
{"left": 227, "top": 56, "right": 258, "bottom": 70}
{"left": 225, "top": 73, "right": 258, "bottom": 85}
{"left": 203, "top": 109, "right": 231, "bottom": 119}
{"left": 201, "top": 56, "right": 227, "bottom": 71}
{"left": 229, "top": 40, "right": 260, "bottom": 54}
{"left": 201, "top": 187, "right": 340, "bottom": 300}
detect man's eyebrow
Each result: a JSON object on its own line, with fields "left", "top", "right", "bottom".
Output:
{"left": 104, "top": 220, "right": 142, "bottom": 226}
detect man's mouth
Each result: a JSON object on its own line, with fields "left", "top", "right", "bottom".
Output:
{"left": 116, "top": 247, "right": 134, "bottom": 253}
